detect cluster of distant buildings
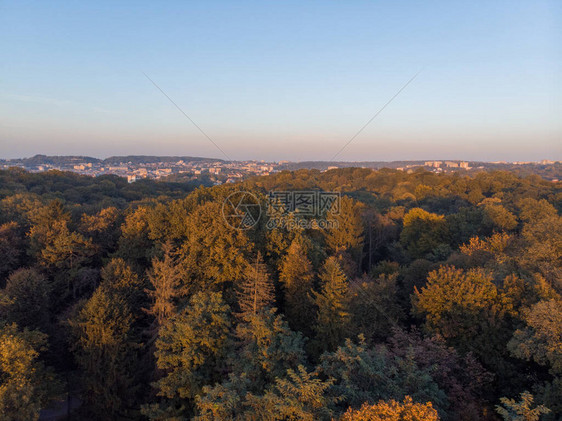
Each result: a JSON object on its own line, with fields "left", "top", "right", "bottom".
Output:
{"left": 1, "top": 156, "right": 559, "bottom": 183}
{"left": 0, "top": 157, "right": 280, "bottom": 185}
{"left": 395, "top": 161, "right": 473, "bottom": 173}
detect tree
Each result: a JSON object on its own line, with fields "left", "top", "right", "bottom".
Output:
{"left": 459, "top": 232, "right": 513, "bottom": 267}
{"left": 0, "top": 222, "right": 23, "bottom": 283}
{"left": 79, "top": 206, "right": 122, "bottom": 254}
{"left": 0, "top": 323, "right": 59, "bottom": 421}
{"left": 144, "top": 242, "right": 186, "bottom": 330}
{"left": 341, "top": 396, "right": 440, "bottom": 421}
{"left": 412, "top": 266, "right": 523, "bottom": 390}
{"left": 143, "top": 291, "right": 231, "bottom": 419}
{"left": 496, "top": 391, "right": 550, "bottom": 421}
{"left": 39, "top": 223, "right": 95, "bottom": 274}
{"left": 0, "top": 192, "right": 43, "bottom": 229}
{"left": 114, "top": 206, "right": 155, "bottom": 271}
{"left": 481, "top": 202, "right": 518, "bottom": 232}
{"left": 412, "top": 266, "right": 501, "bottom": 349}
{"left": 234, "top": 309, "right": 306, "bottom": 390}
{"left": 517, "top": 198, "right": 557, "bottom": 224}
{"left": 348, "top": 274, "right": 404, "bottom": 344}
{"left": 319, "top": 337, "right": 447, "bottom": 414}
{"left": 445, "top": 207, "right": 484, "bottom": 248}
{"left": 508, "top": 299, "right": 562, "bottom": 374}
{"left": 100, "top": 258, "right": 144, "bottom": 309}
{"left": 181, "top": 201, "right": 254, "bottom": 292}
{"left": 400, "top": 208, "right": 449, "bottom": 260}
{"left": 508, "top": 299, "right": 562, "bottom": 416}
{"left": 244, "top": 366, "right": 337, "bottom": 421}
{"left": 194, "top": 373, "right": 252, "bottom": 420}
{"left": 279, "top": 239, "right": 315, "bottom": 335}
{"left": 28, "top": 202, "right": 96, "bottom": 301}
{"left": 0, "top": 268, "right": 50, "bottom": 331}
{"left": 324, "top": 196, "right": 364, "bottom": 265}
{"left": 27, "top": 200, "right": 70, "bottom": 260}
{"left": 519, "top": 216, "right": 562, "bottom": 291}
{"left": 237, "top": 252, "right": 275, "bottom": 321}
{"left": 387, "top": 328, "right": 492, "bottom": 420}
{"left": 313, "top": 257, "right": 350, "bottom": 352}
{"left": 195, "top": 366, "right": 337, "bottom": 421}
{"left": 69, "top": 287, "right": 139, "bottom": 419}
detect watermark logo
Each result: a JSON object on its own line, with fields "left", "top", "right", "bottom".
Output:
{"left": 222, "top": 190, "right": 340, "bottom": 230}
{"left": 266, "top": 191, "right": 340, "bottom": 230}
{"left": 222, "top": 191, "right": 262, "bottom": 230}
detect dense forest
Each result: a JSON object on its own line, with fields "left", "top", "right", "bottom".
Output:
{"left": 0, "top": 166, "right": 561, "bottom": 420}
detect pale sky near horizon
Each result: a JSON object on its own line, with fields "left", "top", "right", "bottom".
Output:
{"left": 1, "top": 1, "right": 561, "bottom": 162}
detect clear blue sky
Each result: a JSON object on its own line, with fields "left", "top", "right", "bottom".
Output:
{"left": 1, "top": 1, "right": 560, "bottom": 161}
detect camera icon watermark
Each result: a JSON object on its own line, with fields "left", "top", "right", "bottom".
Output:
{"left": 222, "top": 191, "right": 262, "bottom": 230}
{"left": 222, "top": 190, "right": 340, "bottom": 230}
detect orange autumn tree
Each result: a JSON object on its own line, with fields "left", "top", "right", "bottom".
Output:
{"left": 341, "top": 396, "right": 439, "bottom": 421}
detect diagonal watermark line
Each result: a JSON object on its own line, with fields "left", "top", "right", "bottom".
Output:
{"left": 142, "top": 72, "right": 232, "bottom": 161}
{"left": 329, "top": 69, "right": 423, "bottom": 162}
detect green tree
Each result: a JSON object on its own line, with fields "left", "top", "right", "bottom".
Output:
{"left": 79, "top": 206, "right": 122, "bottom": 254}
{"left": 234, "top": 309, "right": 306, "bottom": 389}
{"left": 517, "top": 198, "right": 557, "bottom": 224}
{"left": 0, "top": 323, "right": 59, "bottom": 421}
{"left": 194, "top": 373, "right": 252, "bottom": 421}
{"left": 0, "top": 268, "right": 50, "bottom": 331}
{"left": 279, "top": 239, "right": 315, "bottom": 335}
{"left": 400, "top": 208, "right": 449, "bottom": 260}
{"left": 144, "top": 242, "right": 186, "bottom": 330}
{"left": 28, "top": 202, "right": 96, "bottom": 300}
{"left": 244, "top": 366, "right": 337, "bottom": 421}
{"left": 100, "top": 257, "right": 144, "bottom": 309}
{"left": 114, "top": 206, "right": 154, "bottom": 271}
{"left": 520, "top": 215, "right": 562, "bottom": 291}
{"left": 481, "top": 202, "right": 518, "bottom": 232}
{"left": 313, "top": 257, "right": 350, "bottom": 352}
{"left": 496, "top": 391, "right": 550, "bottom": 421}
{"left": 181, "top": 201, "right": 254, "bottom": 293}
{"left": 143, "top": 291, "right": 231, "bottom": 419}
{"left": 0, "top": 222, "right": 23, "bottom": 283}
{"left": 195, "top": 366, "right": 336, "bottom": 421}
{"left": 348, "top": 274, "right": 404, "bottom": 343}
{"left": 319, "top": 337, "right": 447, "bottom": 414}
{"left": 324, "top": 196, "right": 364, "bottom": 265}
{"left": 69, "top": 287, "right": 139, "bottom": 419}
{"left": 508, "top": 299, "right": 562, "bottom": 417}
{"left": 413, "top": 266, "right": 502, "bottom": 350}
{"left": 237, "top": 252, "right": 275, "bottom": 321}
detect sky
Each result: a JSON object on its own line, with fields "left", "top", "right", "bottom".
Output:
{"left": 1, "top": 1, "right": 561, "bottom": 162}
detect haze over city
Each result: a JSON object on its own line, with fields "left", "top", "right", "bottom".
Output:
{"left": 1, "top": 1, "right": 560, "bottom": 162}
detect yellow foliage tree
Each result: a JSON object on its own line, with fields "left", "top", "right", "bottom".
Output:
{"left": 341, "top": 396, "right": 440, "bottom": 421}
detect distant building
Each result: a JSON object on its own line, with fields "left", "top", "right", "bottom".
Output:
{"left": 445, "top": 161, "right": 459, "bottom": 168}
{"left": 459, "top": 162, "right": 470, "bottom": 169}
{"left": 109, "top": 166, "right": 128, "bottom": 172}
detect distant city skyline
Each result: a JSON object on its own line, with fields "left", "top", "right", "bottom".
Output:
{"left": 1, "top": 1, "right": 561, "bottom": 161}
